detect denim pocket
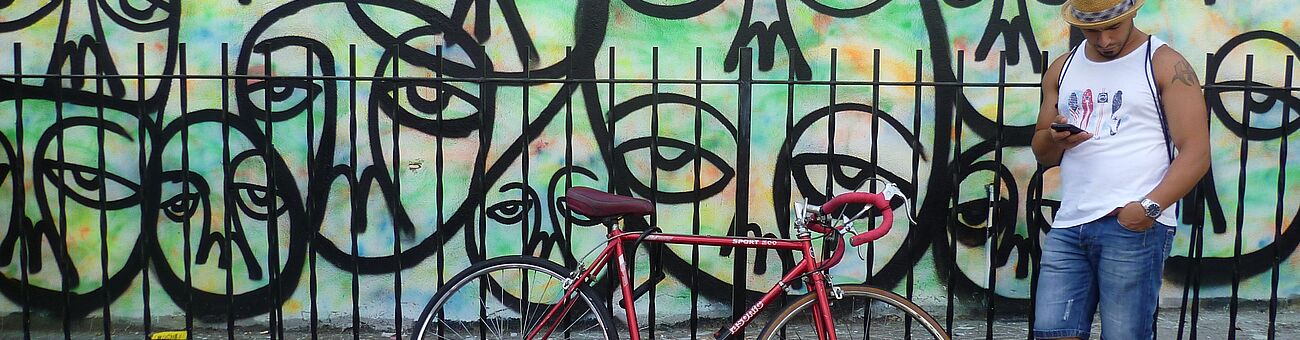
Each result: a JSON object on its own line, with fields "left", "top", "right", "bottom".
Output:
{"left": 1117, "top": 219, "right": 1154, "bottom": 233}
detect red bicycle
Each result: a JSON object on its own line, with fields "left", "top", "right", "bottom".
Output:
{"left": 413, "top": 180, "right": 949, "bottom": 339}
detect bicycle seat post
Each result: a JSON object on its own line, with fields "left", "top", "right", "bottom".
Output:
{"left": 602, "top": 217, "right": 621, "bottom": 232}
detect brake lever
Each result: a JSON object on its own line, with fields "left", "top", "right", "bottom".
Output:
{"left": 880, "top": 182, "right": 903, "bottom": 202}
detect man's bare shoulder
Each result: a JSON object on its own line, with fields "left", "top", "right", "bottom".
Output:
{"left": 1151, "top": 45, "right": 1200, "bottom": 88}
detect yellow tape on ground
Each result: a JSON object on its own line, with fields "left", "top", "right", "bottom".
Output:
{"left": 150, "top": 330, "right": 188, "bottom": 340}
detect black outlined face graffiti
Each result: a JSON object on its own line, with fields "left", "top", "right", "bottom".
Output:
{"left": 0, "top": 0, "right": 179, "bottom": 109}
{"left": 0, "top": 99, "right": 148, "bottom": 316}
{"left": 145, "top": 110, "right": 308, "bottom": 318}
{"left": 781, "top": 103, "right": 930, "bottom": 282}
{"left": 234, "top": 1, "right": 492, "bottom": 273}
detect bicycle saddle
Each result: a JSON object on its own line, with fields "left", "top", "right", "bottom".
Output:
{"left": 564, "top": 187, "right": 653, "bottom": 218}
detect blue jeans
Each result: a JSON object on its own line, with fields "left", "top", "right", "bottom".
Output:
{"left": 1033, "top": 215, "right": 1176, "bottom": 339}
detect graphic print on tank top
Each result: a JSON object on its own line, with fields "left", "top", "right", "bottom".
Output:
{"left": 1064, "top": 88, "right": 1127, "bottom": 139}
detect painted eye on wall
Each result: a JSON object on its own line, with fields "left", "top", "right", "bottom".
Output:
{"left": 0, "top": 1, "right": 58, "bottom": 27}
{"left": 487, "top": 182, "right": 540, "bottom": 226}
{"left": 238, "top": 37, "right": 332, "bottom": 122}
{"left": 487, "top": 199, "right": 528, "bottom": 225}
{"left": 97, "top": 0, "right": 176, "bottom": 27}
{"left": 789, "top": 152, "right": 911, "bottom": 210}
{"left": 613, "top": 136, "right": 734, "bottom": 204}
{"left": 161, "top": 191, "right": 201, "bottom": 222}
{"left": 40, "top": 160, "right": 140, "bottom": 210}
{"left": 242, "top": 79, "right": 323, "bottom": 121}
{"left": 373, "top": 80, "right": 482, "bottom": 138}
{"left": 1204, "top": 32, "right": 1300, "bottom": 141}
{"left": 229, "top": 182, "right": 287, "bottom": 221}
{"left": 155, "top": 173, "right": 207, "bottom": 223}
{"left": 1207, "top": 83, "right": 1300, "bottom": 140}
{"left": 949, "top": 156, "right": 1019, "bottom": 245}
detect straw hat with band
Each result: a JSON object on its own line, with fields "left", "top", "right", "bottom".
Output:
{"left": 1061, "top": 0, "right": 1145, "bottom": 29}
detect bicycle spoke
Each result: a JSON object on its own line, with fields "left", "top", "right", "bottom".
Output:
{"left": 758, "top": 285, "right": 947, "bottom": 339}
{"left": 413, "top": 256, "right": 614, "bottom": 340}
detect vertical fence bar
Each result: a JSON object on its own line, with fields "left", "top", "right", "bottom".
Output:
{"left": 648, "top": 45, "right": 660, "bottom": 338}
{"left": 519, "top": 46, "right": 533, "bottom": 335}
{"left": 1268, "top": 55, "right": 1293, "bottom": 340}
{"left": 1029, "top": 49, "right": 1050, "bottom": 340}
{"left": 476, "top": 46, "right": 490, "bottom": 340}
{"left": 1180, "top": 170, "right": 1206, "bottom": 340}
{"left": 53, "top": 41, "right": 72, "bottom": 340}
{"left": 870, "top": 47, "right": 882, "bottom": 265}
{"left": 563, "top": 46, "right": 577, "bottom": 337}
{"left": 434, "top": 44, "right": 444, "bottom": 337}
{"left": 1181, "top": 53, "right": 1216, "bottom": 340}
{"left": 867, "top": 48, "right": 881, "bottom": 337}
{"left": 221, "top": 42, "right": 235, "bottom": 340}
{"left": 825, "top": 49, "right": 838, "bottom": 313}
{"left": 945, "top": 50, "right": 966, "bottom": 333}
{"left": 520, "top": 39, "right": 531, "bottom": 264}
{"left": 390, "top": 43, "right": 404, "bottom": 340}
{"left": 179, "top": 43, "right": 194, "bottom": 337}
{"left": 869, "top": 47, "right": 881, "bottom": 278}
{"left": 1228, "top": 54, "right": 1253, "bottom": 340}
{"left": 987, "top": 51, "right": 1008, "bottom": 340}
{"left": 1190, "top": 150, "right": 1206, "bottom": 340}
{"left": 433, "top": 43, "right": 446, "bottom": 340}
{"left": 562, "top": 46, "right": 576, "bottom": 336}
{"left": 908, "top": 48, "right": 923, "bottom": 339}
{"left": 12, "top": 42, "right": 32, "bottom": 340}
{"left": 778, "top": 47, "right": 797, "bottom": 340}
{"left": 95, "top": 41, "right": 113, "bottom": 340}
{"left": 135, "top": 42, "right": 153, "bottom": 337}
{"left": 607, "top": 46, "right": 616, "bottom": 191}
{"left": 306, "top": 43, "right": 320, "bottom": 340}
{"left": 604, "top": 46, "right": 616, "bottom": 315}
{"left": 348, "top": 44, "right": 361, "bottom": 340}
{"left": 731, "top": 46, "right": 752, "bottom": 340}
{"left": 692, "top": 46, "right": 704, "bottom": 340}
{"left": 260, "top": 45, "right": 281, "bottom": 340}
{"left": 826, "top": 48, "right": 836, "bottom": 220}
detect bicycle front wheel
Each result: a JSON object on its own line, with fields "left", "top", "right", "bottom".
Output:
{"left": 412, "top": 256, "right": 617, "bottom": 340}
{"left": 757, "top": 284, "right": 949, "bottom": 340}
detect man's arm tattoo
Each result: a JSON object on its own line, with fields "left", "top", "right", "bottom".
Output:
{"left": 1172, "top": 59, "right": 1198, "bottom": 86}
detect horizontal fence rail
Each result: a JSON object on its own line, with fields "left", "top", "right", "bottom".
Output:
{"left": 1, "top": 43, "right": 1297, "bottom": 340}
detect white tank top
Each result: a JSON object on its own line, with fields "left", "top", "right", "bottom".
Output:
{"left": 1053, "top": 36, "right": 1177, "bottom": 228}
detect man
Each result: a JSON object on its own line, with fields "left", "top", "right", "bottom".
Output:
{"left": 1031, "top": 0, "right": 1210, "bottom": 339}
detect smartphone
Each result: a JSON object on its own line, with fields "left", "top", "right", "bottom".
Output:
{"left": 1051, "top": 123, "right": 1085, "bottom": 135}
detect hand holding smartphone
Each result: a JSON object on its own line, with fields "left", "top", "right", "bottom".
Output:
{"left": 1051, "top": 123, "right": 1085, "bottom": 135}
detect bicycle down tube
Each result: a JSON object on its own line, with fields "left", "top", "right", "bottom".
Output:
{"left": 529, "top": 226, "right": 836, "bottom": 340}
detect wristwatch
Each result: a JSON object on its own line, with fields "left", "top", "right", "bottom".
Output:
{"left": 1139, "top": 198, "right": 1162, "bottom": 219}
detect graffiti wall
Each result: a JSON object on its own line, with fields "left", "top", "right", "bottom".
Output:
{"left": 1, "top": 0, "right": 1297, "bottom": 329}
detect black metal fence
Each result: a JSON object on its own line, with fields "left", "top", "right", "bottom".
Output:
{"left": 0, "top": 42, "right": 1296, "bottom": 339}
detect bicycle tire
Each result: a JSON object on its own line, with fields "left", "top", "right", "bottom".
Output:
{"left": 412, "top": 255, "right": 617, "bottom": 339}
{"left": 757, "top": 284, "right": 949, "bottom": 340}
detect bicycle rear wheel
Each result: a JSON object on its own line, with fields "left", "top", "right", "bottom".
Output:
{"left": 757, "top": 284, "right": 949, "bottom": 340}
{"left": 413, "top": 256, "right": 617, "bottom": 340}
